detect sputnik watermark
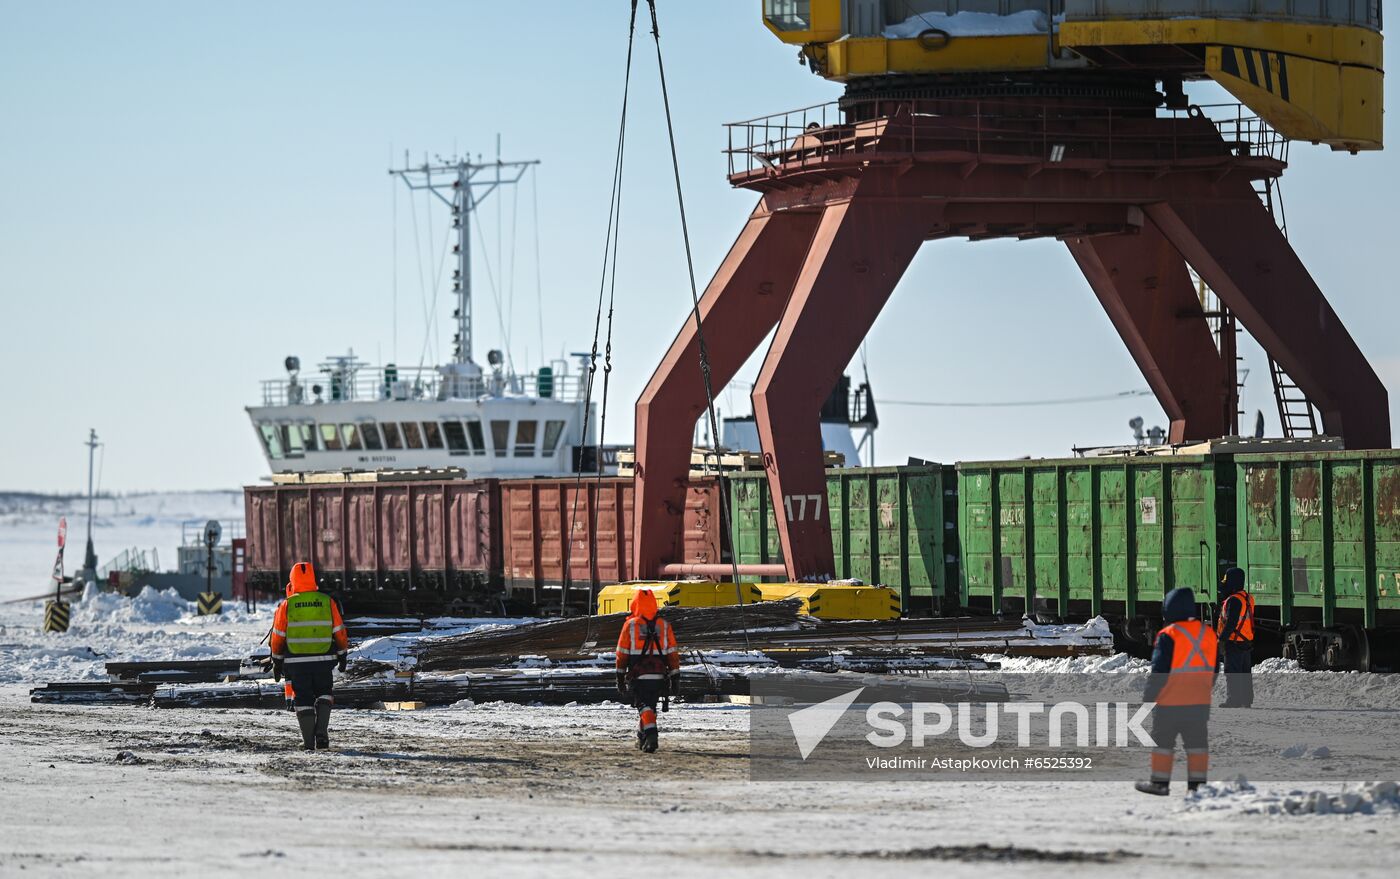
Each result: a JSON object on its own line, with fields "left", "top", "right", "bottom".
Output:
{"left": 865, "top": 699, "right": 1155, "bottom": 749}
{"left": 786, "top": 687, "right": 1154, "bottom": 760}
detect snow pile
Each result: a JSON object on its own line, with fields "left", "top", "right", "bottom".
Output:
{"left": 76, "top": 583, "right": 192, "bottom": 624}
{"left": 984, "top": 651, "right": 1150, "bottom": 674}
{"left": 1184, "top": 777, "right": 1400, "bottom": 816}
{"left": 884, "top": 10, "right": 1050, "bottom": 39}
{"left": 0, "top": 585, "right": 273, "bottom": 686}
{"left": 1023, "top": 614, "right": 1114, "bottom": 645}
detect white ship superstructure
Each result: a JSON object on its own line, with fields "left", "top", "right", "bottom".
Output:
{"left": 247, "top": 151, "right": 598, "bottom": 477}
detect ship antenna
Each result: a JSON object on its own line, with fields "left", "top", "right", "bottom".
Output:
{"left": 389, "top": 150, "right": 538, "bottom": 371}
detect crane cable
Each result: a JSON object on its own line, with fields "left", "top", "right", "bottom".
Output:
{"left": 561, "top": 0, "right": 638, "bottom": 615}
{"left": 646, "top": 0, "right": 749, "bottom": 650}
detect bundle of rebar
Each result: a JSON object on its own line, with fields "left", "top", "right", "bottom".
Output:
{"left": 411, "top": 599, "right": 804, "bottom": 673}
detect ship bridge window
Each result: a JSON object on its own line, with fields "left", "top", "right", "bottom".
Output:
{"left": 319, "top": 423, "right": 342, "bottom": 451}
{"left": 339, "top": 423, "right": 363, "bottom": 451}
{"left": 543, "top": 420, "right": 565, "bottom": 458}
{"left": 514, "top": 420, "right": 537, "bottom": 457}
{"left": 258, "top": 424, "right": 285, "bottom": 460}
{"left": 422, "top": 421, "right": 444, "bottom": 449}
{"left": 442, "top": 420, "right": 470, "bottom": 455}
{"left": 381, "top": 422, "right": 402, "bottom": 450}
{"left": 490, "top": 420, "right": 510, "bottom": 458}
{"left": 401, "top": 422, "right": 423, "bottom": 449}
{"left": 465, "top": 420, "right": 486, "bottom": 456}
{"left": 361, "top": 423, "right": 383, "bottom": 451}
{"left": 294, "top": 424, "right": 317, "bottom": 453}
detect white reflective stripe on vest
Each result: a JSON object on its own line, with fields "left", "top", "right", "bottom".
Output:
{"left": 271, "top": 628, "right": 286, "bottom": 637}
{"left": 286, "top": 637, "right": 330, "bottom": 644}
{"left": 286, "top": 621, "right": 326, "bottom": 629}
{"left": 1172, "top": 624, "right": 1213, "bottom": 670}
{"left": 283, "top": 654, "right": 336, "bottom": 664}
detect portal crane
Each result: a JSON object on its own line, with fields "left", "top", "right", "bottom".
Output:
{"left": 633, "top": 1, "right": 1389, "bottom": 585}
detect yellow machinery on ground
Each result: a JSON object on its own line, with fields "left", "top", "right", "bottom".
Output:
{"left": 596, "top": 580, "right": 764, "bottom": 615}
{"left": 596, "top": 579, "right": 899, "bottom": 620}
{"left": 762, "top": 0, "right": 1383, "bottom": 150}
{"left": 757, "top": 581, "right": 903, "bottom": 621}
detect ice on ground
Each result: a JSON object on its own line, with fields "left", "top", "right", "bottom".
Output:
{"left": 884, "top": 10, "right": 1050, "bottom": 39}
{"left": 1183, "top": 777, "right": 1400, "bottom": 816}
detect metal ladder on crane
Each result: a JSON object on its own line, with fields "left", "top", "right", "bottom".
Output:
{"left": 1192, "top": 268, "right": 1243, "bottom": 436}
{"left": 1255, "top": 176, "right": 1322, "bottom": 438}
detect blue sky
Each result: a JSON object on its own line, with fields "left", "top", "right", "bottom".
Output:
{"left": 3, "top": 1, "right": 1397, "bottom": 492}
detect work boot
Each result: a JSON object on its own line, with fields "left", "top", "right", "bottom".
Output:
{"left": 314, "top": 699, "right": 332, "bottom": 750}
{"left": 641, "top": 728, "right": 659, "bottom": 754}
{"left": 1188, "top": 781, "right": 1203, "bottom": 792}
{"left": 296, "top": 708, "right": 317, "bottom": 751}
{"left": 1135, "top": 781, "right": 1170, "bottom": 796}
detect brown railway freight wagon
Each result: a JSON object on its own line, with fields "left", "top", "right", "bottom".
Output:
{"left": 244, "top": 475, "right": 724, "bottom": 615}
{"left": 499, "top": 477, "right": 721, "bottom": 610}
{"left": 244, "top": 478, "right": 503, "bottom": 615}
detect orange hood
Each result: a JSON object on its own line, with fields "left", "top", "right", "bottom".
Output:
{"left": 629, "top": 587, "right": 659, "bottom": 621}
{"left": 288, "top": 561, "right": 318, "bottom": 594}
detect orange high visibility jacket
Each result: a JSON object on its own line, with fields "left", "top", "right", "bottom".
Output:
{"left": 615, "top": 589, "right": 681, "bottom": 681}
{"left": 1154, "top": 620, "right": 1219, "bottom": 706}
{"left": 1217, "top": 590, "right": 1255, "bottom": 643}
{"left": 269, "top": 562, "right": 349, "bottom": 659}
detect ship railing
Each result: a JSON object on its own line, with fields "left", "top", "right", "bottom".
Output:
{"left": 724, "top": 98, "right": 1289, "bottom": 179}
{"left": 96, "top": 547, "right": 158, "bottom": 580}
{"left": 258, "top": 365, "right": 587, "bottom": 406}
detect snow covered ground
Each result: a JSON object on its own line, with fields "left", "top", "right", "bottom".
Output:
{"left": 2, "top": 492, "right": 1397, "bottom": 876}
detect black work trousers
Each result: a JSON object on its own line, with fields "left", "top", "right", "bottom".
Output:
{"left": 1221, "top": 642, "right": 1253, "bottom": 706}
{"left": 285, "top": 659, "right": 335, "bottom": 709}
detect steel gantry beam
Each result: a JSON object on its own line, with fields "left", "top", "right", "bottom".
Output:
{"left": 633, "top": 103, "right": 1389, "bottom": 581}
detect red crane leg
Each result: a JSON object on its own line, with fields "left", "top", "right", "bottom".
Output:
{"left": 1146, "top": 193, "right": 1391, "bottom": 448}
{"left": 1067, "top": 220, "right": 1232, "bottom": 442}
{"left": 632, "top": 205, "right": 822, "bottom": 579}
{"left": 751, "top": 191, "right": 943, "bottom": 580}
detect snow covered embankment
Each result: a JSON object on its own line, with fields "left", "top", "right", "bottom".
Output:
{"left": 0, "top": 584, "right": 271, "bottom": 686}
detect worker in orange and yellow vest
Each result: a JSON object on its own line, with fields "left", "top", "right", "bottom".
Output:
{"left": 1137, "top": 586, "right": 1218, "bottom": 796}
{"left": 1215, "top": 567, "right": 1255, "bottom": 708}
{"left": 269, "top": 562, "right": 350, "bottom": 750}
{"left": 614, "top": 587, "right": 681, "bottom": 753}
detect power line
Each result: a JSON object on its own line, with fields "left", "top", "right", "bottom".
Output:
{"left": 879, "top": 389, "right": 1154, "bottom": 408}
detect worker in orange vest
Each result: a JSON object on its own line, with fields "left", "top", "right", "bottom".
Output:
{"left": 269, "top": 562, "right": 350, "bottom": 750}
{"left": 1216, "top": 567, "right": 1255, "bottom": 707}
{"left": 1137, "top": 586, "right": 1218, "bottom": 796}
{"left": 614, "top": 587, "right": 681, "bottom": 753}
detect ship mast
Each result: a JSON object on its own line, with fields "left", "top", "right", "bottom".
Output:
{"left": 389, "top": 148, "right": 538, "bottom": 369}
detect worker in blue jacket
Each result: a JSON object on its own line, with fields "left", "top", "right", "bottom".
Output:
{"left": 1137, "top": 586, "right": 1218, "bottom": 796}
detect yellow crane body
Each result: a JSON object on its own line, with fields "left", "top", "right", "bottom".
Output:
{"left": 762, "top": 0, "right": 1383, "bottom": 150}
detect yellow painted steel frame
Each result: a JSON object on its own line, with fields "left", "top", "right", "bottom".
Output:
{"left": 824, "top": 35, "right": 1056, "bottom": 77}
{"left": 1060, "top": 19, "right": 1382, "bottom": 150}
{"left": 765, "top": 6, "right": 1383, "bottom": 150}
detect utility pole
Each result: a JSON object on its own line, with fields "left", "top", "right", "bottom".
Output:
{"left": 81, "top": 429, "right": 100, "bottom": 582}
